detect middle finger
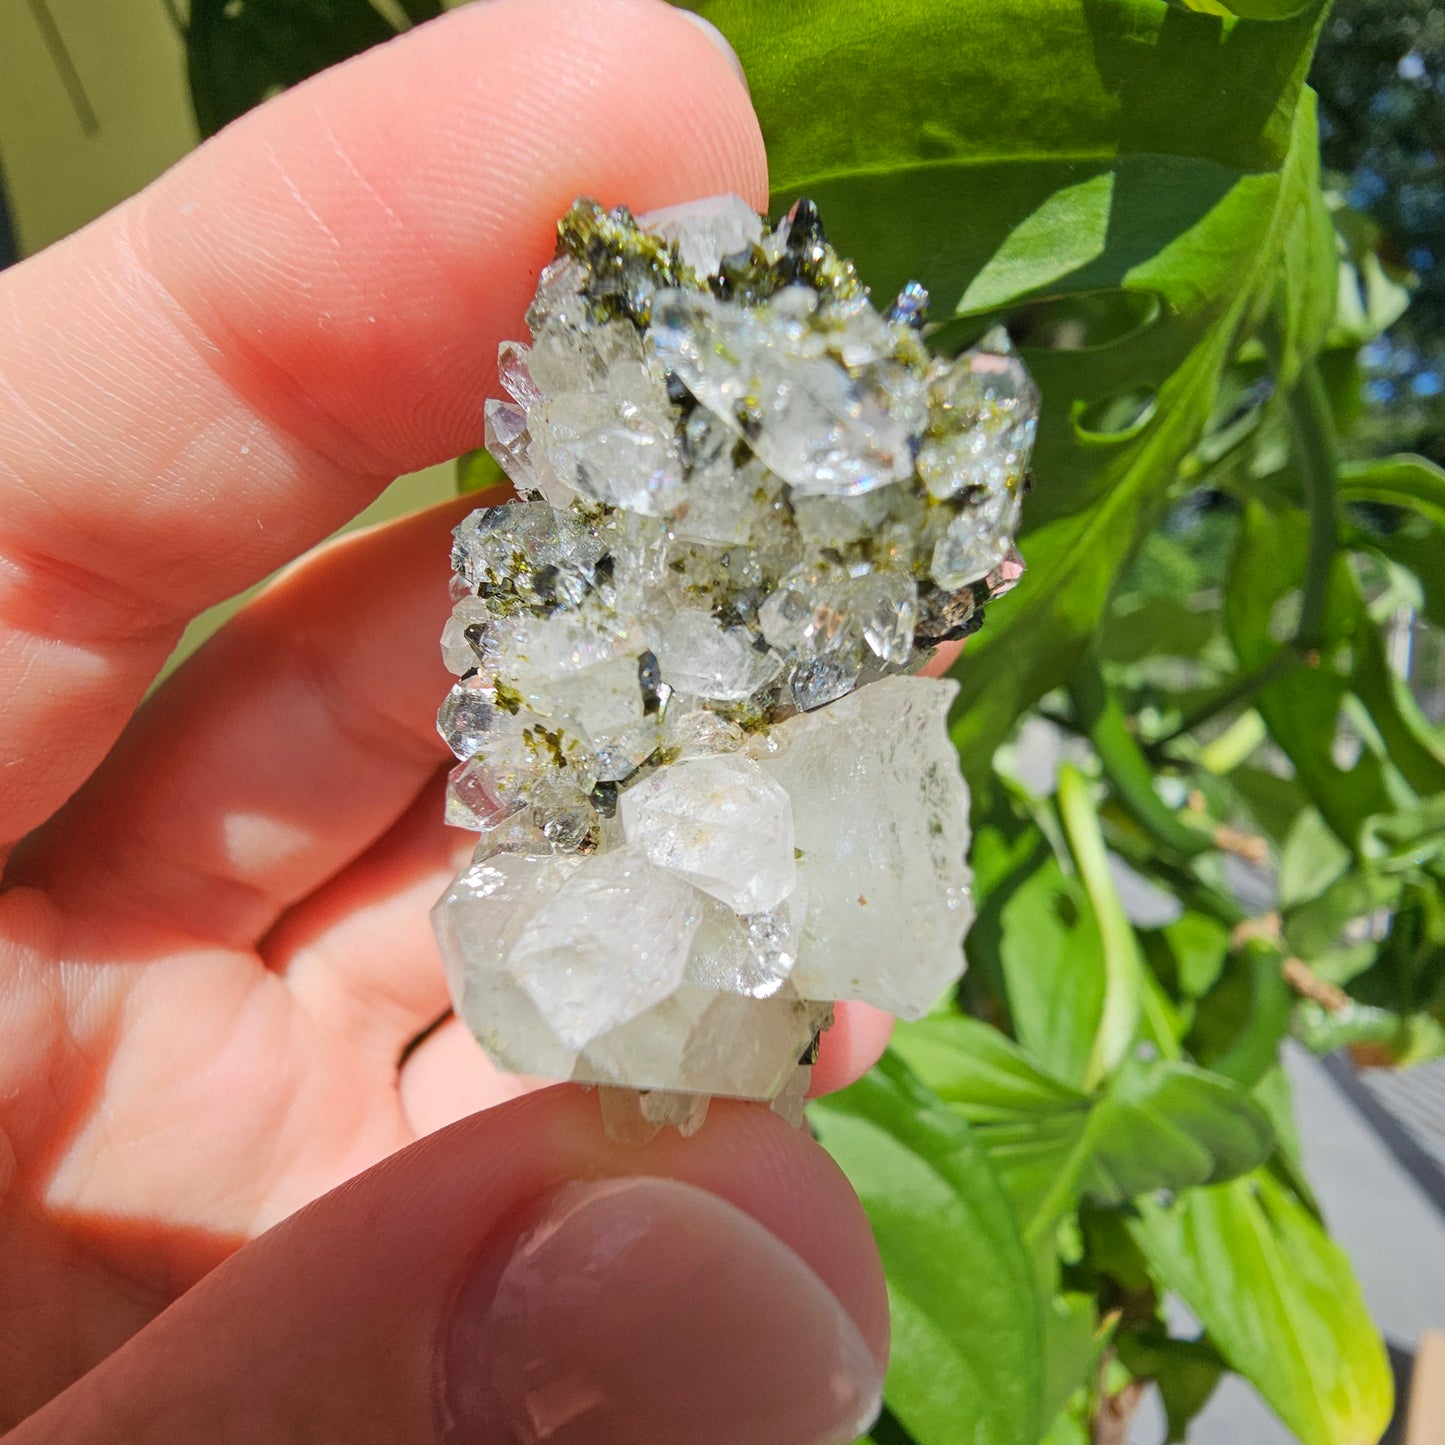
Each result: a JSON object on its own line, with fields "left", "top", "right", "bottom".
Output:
{"left": 12, "top": 495, "right": 479, "bottom": 946}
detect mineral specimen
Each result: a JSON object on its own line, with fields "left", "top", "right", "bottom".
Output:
{"left": 433, "top": 194, "right": 1037, "bottom": 1134}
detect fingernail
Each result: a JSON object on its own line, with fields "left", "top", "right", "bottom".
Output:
{"left": 440, "top": 1177, "right": 882, "bottom": 1444}
{"left": 679, "top": 10, "right": 750, "bottom": 93}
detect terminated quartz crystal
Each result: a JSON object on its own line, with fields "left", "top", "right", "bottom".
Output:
{"left": 432, "top": 195, "right": 1037, "bottom": 1133}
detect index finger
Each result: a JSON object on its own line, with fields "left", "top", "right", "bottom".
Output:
{"left": 0, "top": 0, "right": 765, "bottom": 848}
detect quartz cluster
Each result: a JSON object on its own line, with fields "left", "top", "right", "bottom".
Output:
{"left": 433, "top": 194, "right": 1036, "bottom": 1131}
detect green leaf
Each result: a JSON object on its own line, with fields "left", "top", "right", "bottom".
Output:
{"left": 1278, "top": 807, "right": 1352, "bottom": 909}
{"left": 1362, "top": 794, "right": 1445, "bottom": 871}
{"left": 1038, "top": 1404, "right": 1091, "bottom": 1445}
{"left": 891, "top": 1018, "right": 1274, "bottom": 1240}
{"left": 1348, "top": 603, "right": 1445, "bottom": 801}
{"left": 884, "top": 1013, "right": 1083, "bottom": 1121}
{"left": 1078, "top": 1059, "right": 1275, "bottom": 1205}
{"left": 701, "top": 0, "right": 1335, "bottom": 778}
{"left": 1177, "top": 0, "right": 1318, "bottom": 17}
{"left": 1040, "top": 1292, "right": 1102, "bottom": 1425}
{"left": 392, "top": 0, "right": 441, "bottom": 22}
{"left": 997, "top": 857, "right": 1108, "bottom": 1090}
{"left": 1116, "top": 1328, "right": 1226, "bottom": 1443}
{"left": 1285, "top": 868, "right": 1403, "bottom": 961}
{"left": 1338, "top": 452, "right": 1445, "bottom": 530}
{"left": 1224, "top": 498, "right": 1396, "bottom": 847}
{"left": 1147, "top": 912, "right": 1233, "bottom": 1002}
{"left": 1189, "top": 940, "right": 1295, "bottom": 1086}
{"left": 1250, "top": 1064, "right": 1320, "bottom": 1212}
{"left": 810, "top": 1054, "right": 1043, "bottom": 1445}
{"left": 1099, "top": 597, "right": 1220, "bottom": 666}
{"left": 1129, "top": 1171, "right": 1393, "bottom": 1445}
{"left": 187, "top": 0, "right": 405, "bottom": 137}
{"left": 1223, "top": 763, "right": 1311, "bottom": 846}
{"left": 1227, "top": 476, "right": 1445, "bottom": 864}
{"left": 1329, "top": 210, "right": 1412, "bottom": 347}
{"left": 1351, "top": 881, "right": 1445, "bottom": 1021}
{"left": 963, "top": 794, "right": 1056, "bottom": 1018}
{"left": 457, "top": 446, "right": 507, "bottom": 495}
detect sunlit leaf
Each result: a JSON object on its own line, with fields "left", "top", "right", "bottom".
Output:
{"left": 700, "top": 0, "right": 1336, "bottom": 781}
{"left": 811, "top": 1054, "right": 1044, "bottom": 1445}
{"left": 892, "top": 1018, "right": 1273, "bottom": 1240}
{"left": 1130, "top": 1171, "right": 1393, "bottom": 1445}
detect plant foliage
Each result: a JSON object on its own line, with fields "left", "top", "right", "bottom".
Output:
{"left": 694, "top": 1, "right": 1435, "bottom": 1438}
{"left": 184, "top": 1, "right": 1444, "bottom": 1438}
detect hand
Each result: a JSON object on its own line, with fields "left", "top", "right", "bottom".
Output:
{"left": 0, "top": 3, "right": 894, "bottom": 1439}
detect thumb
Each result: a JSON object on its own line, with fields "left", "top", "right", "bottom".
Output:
{"left": 12, "top": 1089, "right": 887, "bottom": 1444}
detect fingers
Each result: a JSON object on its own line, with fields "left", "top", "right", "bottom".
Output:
{"left": 809, "top": 1004, "right": 895, "bottom": 1099}
{"left": 267, "top": 769, "right": 466, "bottom": 1059}
{"left": 400, "top": 998, "right": 894, "bottom": 1139}
{"left": 0, "top": 0, "right": 766, "bottom": 845}
{"left": 12, "top": 496, "right": 477, "bottom": 945}
{"left": 11, "top": 1091, "right": 886, "bottom": 1445}
{"left": 401, "top": 1015, "right": 539, "bottom": 1135}
{"left": 15, "top": 519, "right": 967, "bottom": 959}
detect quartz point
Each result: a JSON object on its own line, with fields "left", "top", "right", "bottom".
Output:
{"left": 620, "top": 754, "right": 796, "bottom": 914}
{"left": 432, "top": 194, "right": 1037, "bottom": 1134}
{"left": 758, "top": 676, "right": 974, "bottom": 1018}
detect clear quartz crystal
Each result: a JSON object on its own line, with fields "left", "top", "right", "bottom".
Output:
{"left": 505, "top": 846, "right": 708, "bottom": 1049}
{"left": 923, "top": 335, "right": 1039, "bottom": 587}
{"left": 483, "top": 399, "right": 572, "bottom": 507}
{"left": 433, "top": 194, "right": 1034, "bottom": 1132}
{"left": 638, "top": 194, "right": 764, "bottom": 279}
{"left": 440, "top": 597, "right": 491, "bottom": 675}
{"left": 619, "top": 755, "right": 796, "bottom": 914}
{"left": 649, "top": 289, "right": 922, "bottom": 496}
{"left": 437, "top": 677, "right": 502, "bottom": 758}
{"left": 769, "top": 1063, "right": 813, "bottom": 1129}
{"left": 653, "top": 610, "right": 783, "bottom": 702}
{"left": 759, "top": 675, "right": 974, "bottom": 1018}
{"left": 596, "top": 1087, "right": 711, "bottom": 1144}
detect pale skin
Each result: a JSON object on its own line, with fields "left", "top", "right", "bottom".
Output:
{"left": 0, "top": 3, "right": 962, "bottom": 1437}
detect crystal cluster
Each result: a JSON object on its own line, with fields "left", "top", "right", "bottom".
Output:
{"left": 433, "top": 195, "right": 1036, "bottom": 1131}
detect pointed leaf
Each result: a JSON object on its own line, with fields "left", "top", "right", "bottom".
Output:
{"left": 892, "top": 1019, "right": 1274, "bottom": 1240}
{"left": 1129, "top": 1171, "right": 1393, "bottom": 1445}
{"left": 997, "top": 858, "right": 1109, "bottom": 1090}
{"left": 700, "top": 0, "right": 1335, "bottom": 777}
{"left": 1338, "top": 453, "right": 1445, "bottom": 530}
{"left": 810, "top": 1054, "right": 1044, "bottom": 1445}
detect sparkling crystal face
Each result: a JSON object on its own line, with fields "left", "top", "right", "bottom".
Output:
{"left": 432, "top": 195, "right": 1038, "bottom": 1106}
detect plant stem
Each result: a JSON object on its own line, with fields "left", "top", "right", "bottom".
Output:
{"left": 1150, "top": 357, "right": 1341, "bottom": 752}
{"left": 1149, "top": 651, "right": 1300, "bottom": 750}
{"left": 1285, "top": 359, "right": 1342, "bottom": 653}
{"left": 159, "top": 0, "right": 187, "bottom": 38}
{"left": 1059, "top": 766, "right": 1147, "bottom": 1089}
{"left": 24, "top": 0, "right": 98, "bottom": 135}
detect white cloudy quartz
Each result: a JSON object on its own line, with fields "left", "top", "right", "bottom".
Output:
{"left": 432, "top": 194, "right": 1037, "bottom": 1132}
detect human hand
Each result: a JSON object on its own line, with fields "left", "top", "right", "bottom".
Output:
{"left": 0, "top": 3, "right": 897, "bottom": 1439}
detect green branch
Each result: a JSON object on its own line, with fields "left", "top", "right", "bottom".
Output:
{"left": 1285, "top": 359, "right": 1342, "bottom": 654}
{"left": 1150, "top": 357, "right": 1341, "bottom": 752}
{"left": 1058, "top": 766, "right": 1181, "bottom": 1088}
{"left": 1148, "top": 651, "right": 1302, "bottom": 751}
